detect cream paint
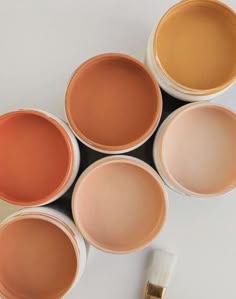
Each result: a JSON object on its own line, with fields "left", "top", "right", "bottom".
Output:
{"left": 154, "top": 103, "right": 236, "bottom": 196}
{"left": 66, "top": 53, "right": 162, "bottom": 153}
{"left": 0, "top": 217, "right": 78, "bottom": 299}
{"left": 72, "top": 156, "right": 167, "bottom": 253}
{"left": 154, "top": 0, "right": 236, "bottom": 91}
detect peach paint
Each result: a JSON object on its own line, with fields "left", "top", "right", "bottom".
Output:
{"left": 0, "top": 110, "right": 79, "bottom": 206}
{"left": 0, "top": 208, "right": 86, "bottom": 299}
{"left": 65, "top": 53, "right": 162, "bottom": 154}
{"left": 153, "top": 103, "right": 236, "bottom": 197}
{"left": 72, "top": 156, "right": 167, "bottom": 254}
{"left": 147, "top": 0, "right": 236, "bottom": 101}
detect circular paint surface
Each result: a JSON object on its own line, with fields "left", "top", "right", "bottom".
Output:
{"left": 0, "top": 218, "right": 77, "bottom": 299}
{"left": 66, "top": 54, "right": 161, "bottom": 152}
{"left": 158, "top": 104, "right": 236, "bottom": 196}
{"left": 0, "top": 111, "right": 72, "bottom": 206}
{"left": 72, "top": 157, "right": 166, "bottom": 253}
{"left": 155, "top": 0, "right": 236, "bottom": 90}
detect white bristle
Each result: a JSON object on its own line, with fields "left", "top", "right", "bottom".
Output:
{"left": 147, "top": 248, "right": 177, "bottom": 288}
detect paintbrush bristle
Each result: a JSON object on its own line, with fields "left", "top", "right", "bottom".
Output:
{"left": 147, "top": 248, "right": 177, "bottom": 288}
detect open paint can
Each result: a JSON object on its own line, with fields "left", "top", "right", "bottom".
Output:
{"left": 0, "top": 207, "right": 87, "bottom": 299}
{"left": 146, "top": 0, "right": 236, "bottom": 101}
{"left": 65, "top": 53, "right": 162, "bottom": 154}
{"left": 72, "top": 155, "right": 168, "bottom": 254}
{"left": 153, "top": 102, "right": 236, "bottom": 196}
{"left": 0, "top": 109, "right": 80, "bottom": 206}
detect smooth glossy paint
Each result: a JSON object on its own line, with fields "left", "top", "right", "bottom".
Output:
{"left": 147, "top": 0, "right": 236, "bottom": 101}
{"left": 0, "top": 110, "right": 79, "bottom": 206}
{"left": 66, "top": 54, "right": 162, "bottom": 153}
{"left": 0, "top": 207, "right": 87, "bottom": 299}
{"left": 72, "top": 156, "right": 167, "bottom": 253}
{"left": 153, "top": 103, "right": 236, "bottom": 196}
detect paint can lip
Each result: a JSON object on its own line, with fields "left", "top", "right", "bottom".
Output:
{"left": 65, "top": 53, "right": 162, "bottom": 154}
{"left": 153, "top": 102, "right": 236, "bottom": 197}
{"left": 0, "top": 209, "right": 83, "bottom": 299}
{"left": 0, "top": 109, "right": 78, "bottom": 206}
{"left": 152, "top": 0, "right": 236, "bottom": 95}
{"left": 72, "top": 155, "right": 168, "bottom": 254}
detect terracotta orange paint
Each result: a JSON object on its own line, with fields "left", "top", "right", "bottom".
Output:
{"left": 66, "top": 53, "right": 162, "bottom": 153}
{"left": 0, "top": 110, "right": 73, "bottom": 206}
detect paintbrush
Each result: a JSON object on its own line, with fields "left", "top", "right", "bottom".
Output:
{"left": 144, "top": 248, "right": 177, "bottom": 299}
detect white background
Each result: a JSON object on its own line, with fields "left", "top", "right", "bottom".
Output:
{"left": 0, "top": 1, "right": 235, "bottom": 298}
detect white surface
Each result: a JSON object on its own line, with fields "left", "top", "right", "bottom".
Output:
{"left": 0, "top": 1, "right": 235, "bottom": 299}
